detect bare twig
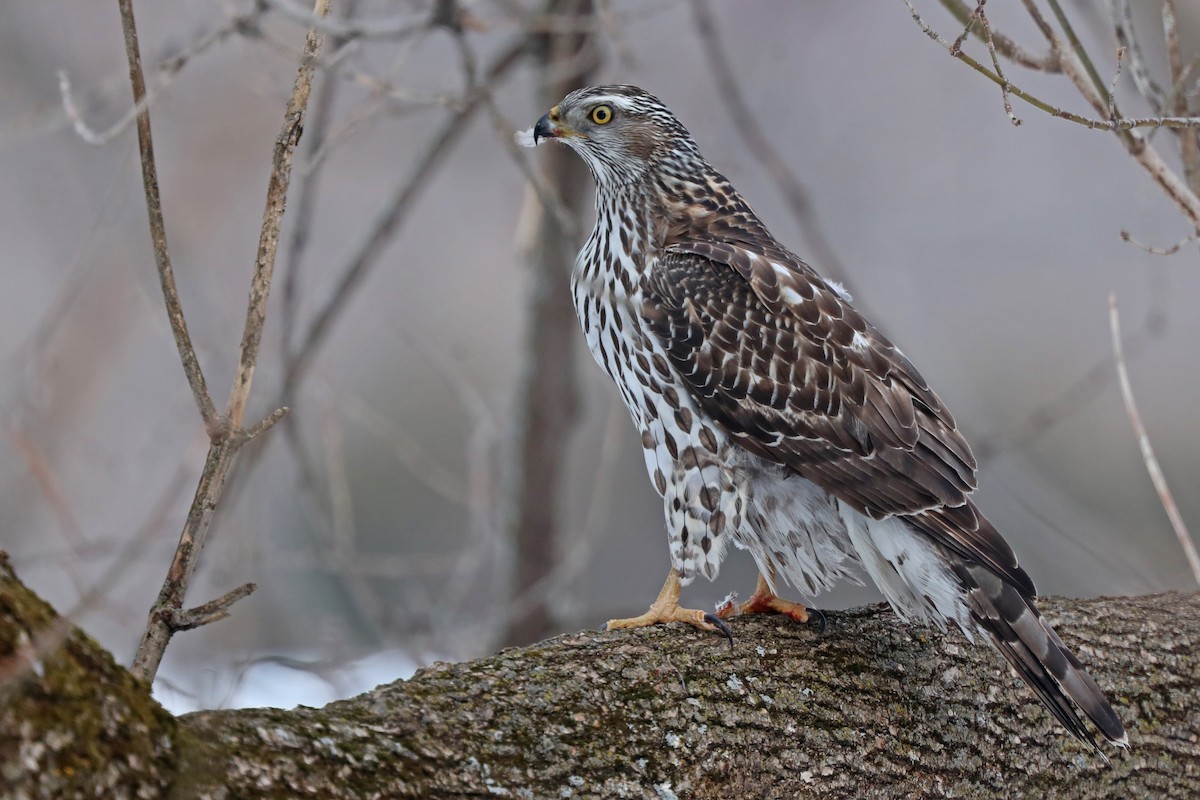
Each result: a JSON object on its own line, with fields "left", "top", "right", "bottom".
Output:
{"left": 317, "top": 408, "right": 396, "bottom": 636}
{"left": 1107, "top": 47, "right": 1126, "bottom": 120}
{"left": 1056, "top": 44, "right": 1200, "bottom": 230}
{"left": 264, "top": 0, "right": 431, "bottom": 41}
{"left": 948, "top": 1, "right": 979, "bottom": 56}
{"left": 939, "top": 0, "right": 1060, "bottom": 71}
{"left": 502, "top": 0, "right": 597, "bottom": 647}
{"left": 129, "top": 0, "right": 332, "bottom": 684}
{"left": 243, "top": 406, "right": 289, "bottom": 441}
{"left": 902, "top": 3, "right": 1166, "bottom": 127}
{"left": 690, "top": 0, "right": 852, "bottom": 286}
{"left": 904, "top": 0, "right": 1200, "bottom": 230}
{"left": 281, "top": 0, "right": 361, "bottom": 362}
{"left": 973, "top": 312, "right": 1162, "bottom": 464}
{"left": 1045, "top": 0, "right": 1112, "bottom": 110}
{"left": 1109, "top": 0, "right": 1164, "bottom": 112}
{"left": 59, "top": 13, "right": 248, "bottom": 147}
{"left": 976, "top": 2, "right": 1022, "bottom": 125}
{"left": 170, "top": 582, "right": 258, "bottom": 631}
{"left": 281, "top": 36, "right": 527, "bottom": 396}
{"left": 226, "top": 4, "right": 327, "bottom": 431}
{"left": 1109, "top": 294, "right": 1199, "bottom": 586}
{"left": 1119, "top": 228, "right": 1200, "bottom": 256}
{"left": 117, "top": 0, "right": 221, "bottom": 433}
{"left": 1164, "top": 0, "right": 1200, "bottom": 196}
{"left": 906, "top": 3, "right": 1200, "bottom": 129}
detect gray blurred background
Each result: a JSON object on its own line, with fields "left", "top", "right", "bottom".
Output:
{"left": 2, "top": 0, "right": 1197, "bottom": 712}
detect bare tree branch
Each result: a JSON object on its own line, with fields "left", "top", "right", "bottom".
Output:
{"left": 1109, "top": 294, "right": 1199, "bottom": 586}
{"left": 940, "top": 0, "right": 1060, "bottom": 71}
{"left": 500, "top": 0, "right": 598, "bottom": 647}
{"left": 281, "top": 0, "right": 361, "bottom": 363}
{"left": 129, "top": 0, "right": 332, "bottom": 684}
{"left": 6, "top": 556, "right": 1199, "bottom": 798}
{"left": 59, "top": 11, "right": 251, "bottom": 147}
{"left": 690, "top": 0, "right": 851, "bottom": 287}
{"left": 1120, "top": 228, "right": 1200, "bottom": 256}
{"left": 264, "top": 0, "right": 431, "bottom": 41}
{"left": 1163, "top": 0, "right": 1200, "bottom": 196}
{"left": 908, "top": 3, "right": 1200, "bottom": 128}
{"left": 1109, "top": 0, "right": 1164, "bottom": 111}
{"left": 905, "top": 0, "right": 1200, "bottom": 231}
{"left": 280, "top": 35, "right": 528, "bottom": 397}
{"left": 1044, "top": 0, "right": 1114, "bottom": 111}
{"left": 117, "top": 0, "right": 221, "bottom": 433}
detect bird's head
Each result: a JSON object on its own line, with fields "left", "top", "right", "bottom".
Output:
{"left": 530, "top": 85, "right": 700, "bottom": 188}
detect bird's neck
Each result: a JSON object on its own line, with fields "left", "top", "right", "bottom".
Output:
{"left": 591, "top": 160, "right": 740, "bottom": 253}
{"left": 581, "top": 160, "right": 776, "bottom": 297}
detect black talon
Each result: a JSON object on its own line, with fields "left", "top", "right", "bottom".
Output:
{"left": 703, "top": 612, "right": 735, "bottom": 649}
{"left": 809, "top": 608, "right": 828, "bottom": 634}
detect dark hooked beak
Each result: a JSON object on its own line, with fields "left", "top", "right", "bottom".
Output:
{"left": 533, "top": 112, "right": 554, "bottom": 145}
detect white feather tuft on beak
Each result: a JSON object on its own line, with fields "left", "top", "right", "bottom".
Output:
{"left": 514, "top": 127, "right": 539, "bottom": 148}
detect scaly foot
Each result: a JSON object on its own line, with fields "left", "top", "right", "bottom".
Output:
{"left": 716, "top": 570, "right": 826, "bottom": 632}
{"left": 603, "top": 570, "right": 733, "bottom": 647}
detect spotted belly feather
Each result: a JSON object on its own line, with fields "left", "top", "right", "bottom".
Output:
{"left": 572, "top": 194, "right": 860, "bottom": 592}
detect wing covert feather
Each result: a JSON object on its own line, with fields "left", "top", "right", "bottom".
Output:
{"left": 640, "top": 246, "right": 1033, "bottom": 595}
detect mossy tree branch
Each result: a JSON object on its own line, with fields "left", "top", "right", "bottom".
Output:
{"left": 2, "top": 553, "right": 1197, "bottom": 799}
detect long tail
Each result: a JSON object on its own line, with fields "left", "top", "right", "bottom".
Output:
{"left": 954, "top": 558, "right": 1128, "bottom": 755}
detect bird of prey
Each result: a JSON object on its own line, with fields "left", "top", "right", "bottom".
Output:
{"left": 525, "top": 84, "right": 1126, "bottom": 755}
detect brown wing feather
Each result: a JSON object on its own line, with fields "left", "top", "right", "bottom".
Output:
{"left": 641, "top": 245, "right": 1035, "bottom": 596}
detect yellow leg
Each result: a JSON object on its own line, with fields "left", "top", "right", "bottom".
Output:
{"left": 604, "top": 570, "right": 732, "bottom": 643}
{"left": 718, "top": 567, "right": 813, "bottom": 624}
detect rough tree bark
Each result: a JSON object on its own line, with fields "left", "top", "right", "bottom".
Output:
{"left": 2, "top": 552, "right": 1197, "bottom": 799}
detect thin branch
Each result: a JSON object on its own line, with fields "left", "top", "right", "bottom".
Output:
{"left": 973, "top": 312, "right": 1162, "bottom": 464}
{"left": 690, "top": 0, "right": 852, "bottom": 286}
{"left": 1161, "top": 57, "right": 1200, "bottom": 132}
{"left": 904, "top": 0, "right": 1200, "bottom": 230}
{"left": 129, "top": 0, "right": 332, "bottom": 684}
{"left": 1164, "top": 0, "right": 1200, "bottom": 195}
{"left": 948, "top": 1, "right": 979, "bottom": 57}
{"left": 281, "top": 36, "right": 527, "bottom": 396}
{"left": 170, "top": 582, "right": 258, "bottom": 631}
{"left": 479, "top": 94, "right": 581, "bottom": 239}
{"left": 1017, "top": 0, "right": 1055, "bottom": 44}
{"left": 243, "top": 406, "right": 290, "bottom": 441}
{"left": 1056, "top": 43, "right": 1200, "bottom": 230}
{"left": 1109, "top": 293, "right": 1199, "bottom": 586}
{"left": 1109, "top": 0, "right": 1164, "bottom": 112}
{"left": 977, "top": 2, "right": 1022, "bottom": 125}
{"left": 1045, "top": 0, "right": 1112, "bottom": 110}
{"left": 281, "top": 0, "right": 361, "bottom": 362}
{"left": 117, "top": 0, "right": 221, "bottom": 433}
{"left": 452, "top": 10, "right": 582, "bottom": 239}
{"left": 906, "top": 2, "right": 1200, "bottom": 130}
{"left": 225, "top": 0, "right": 328, "bottom": 431}
{"left": 1107, "top": 47, "right": 1126, "bottom": 120}
{"left": 1119, "top": 228, "right": 1200, "bottom": 256}
{"left": 59, "top": 13, "right": 248, "bottom": 147}
{"left": 264, "top": 0, "right": 431, "bottom": 41}
{"left": 501, "top": 0, "right": 597, "bottom": 647}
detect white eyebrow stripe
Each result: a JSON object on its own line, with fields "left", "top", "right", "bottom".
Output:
{"left": 578, "top": 95, "right": 639, "bottom": 112}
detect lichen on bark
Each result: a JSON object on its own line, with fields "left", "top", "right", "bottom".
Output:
{"left": 2, "top": 553, "right": 1198, "bottom": 799}
{"left": 0, "top": 553, "right": 175, "bottom": 799}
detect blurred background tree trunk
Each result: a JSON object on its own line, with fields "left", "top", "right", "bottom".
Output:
{"left": 503, "top": 0, "right": 601, "bottom": 646}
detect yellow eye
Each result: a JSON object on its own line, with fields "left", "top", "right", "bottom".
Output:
{"left": 590, "top": 105, "right": 614, "bottom": 125}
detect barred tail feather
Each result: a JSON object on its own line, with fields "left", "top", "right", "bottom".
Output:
{"left": 957, "top": 561, "right": 1128, "bottom": 755}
